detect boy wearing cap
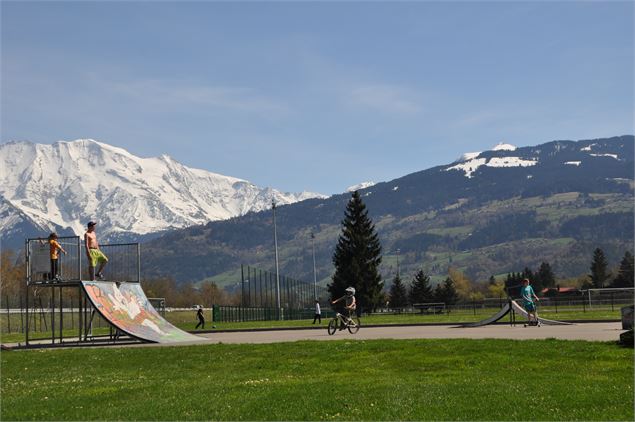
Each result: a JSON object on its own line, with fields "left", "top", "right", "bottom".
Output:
{"left": 85, "top": 221, "right": 108, "bottom": 280}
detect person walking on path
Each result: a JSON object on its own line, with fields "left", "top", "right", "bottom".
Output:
{"left": 195, "top": 306, "right": 205, "bottom": 329}
{"left": 520, "top": 278, "right": 540, "bottom": 325}
{"left": 47, "top": 233, "right": 66, "bottom": 281}
{"left": 85, "top": 221, "right": 108, "bottom": 281}
{"left": 312, "top": 299, "right": 322, "bottom": 324}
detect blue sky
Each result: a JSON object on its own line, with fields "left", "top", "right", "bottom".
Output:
{"left": 2, "top": 1, "right": 633, "bottom": 194}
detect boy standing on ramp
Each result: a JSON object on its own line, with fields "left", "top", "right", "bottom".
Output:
{"left": 85, "top": 221, "right": 108, "bottom": 281}
{"left": 521, "top": 278, "right": 540, "bottom": 326}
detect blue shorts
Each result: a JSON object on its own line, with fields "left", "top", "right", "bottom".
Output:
{"left": 523, "top": 301, "right": 536, "bottom": 312}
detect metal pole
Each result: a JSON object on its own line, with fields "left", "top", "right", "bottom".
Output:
{"left": 51, "top": 288, "right": 55, "bottom": 344}
{"left": 20, "top": 294, "right": 24, "bottom": 333}
{"left": 397, "top": 248, "right": 400, "bottom": 278}
{"left": 59, "top": 286, "right": 63, "bottom": 343}
{"left": 137, "top": 243, "right": 141, "bottom": 283}
{"left": 5, "top": 295, "right": 10, "bottom": 333}
{"left": 259, "top": 269, "right": 263, "bottom": 308}
{"left": 273, "top": 200, "right": 281, "bottom": 320}
{"left": 26, "top": 286, "right": 30, "bottom": 345}
{"left": 241, "top": 265, "right": 245, "bottom": 307}
{"left": 311, "top": 233, "right": 317, "bottom": 301}
{"left": 78, "top": 286, "right": 83, "bottom": 342}
{"left": 77, "top": 236, "right": 82, "bottom": 281}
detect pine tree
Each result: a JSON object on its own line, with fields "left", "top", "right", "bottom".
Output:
{"left": 432, "top": 283, "right": 445, "bottom": 303}
{"left": 409, "top": 270, "right": 433, "bottom": 304}
{"left": 442, "top": 277, "right": 459, "bottom": 305}
{"left": 388, "top": 274, "right": 408, "bottom": 308}
{"left": 329, "top": 191, "right": 383, "bottom": 313}
{"left": 612, "top": 251, "right": 634, "bottom": 288}
{"left": 589, "top": 248, "right": 610, "bottom": 288}
{"left": 505, "top": 272, "right": 522, "bottom": 298}
{"left": 537, "top": 262, "right": 556, "bottom": 289}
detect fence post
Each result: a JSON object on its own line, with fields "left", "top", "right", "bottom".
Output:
{"left": 5, "top": 295, "right": 10, "bottom": 333}
{"left": 20, "top": 293, "right": 24, "bottom": 333}
{"left": 241, "top": 265, "right": 245, "bottom": 307}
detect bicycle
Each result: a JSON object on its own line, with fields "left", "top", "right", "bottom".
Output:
{"left": 327, "top": 312, "right": 360, "bottom": 335}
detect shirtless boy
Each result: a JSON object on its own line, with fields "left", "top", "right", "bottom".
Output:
{"left": 85, "top": 221, "right": 108, "bottom": 280}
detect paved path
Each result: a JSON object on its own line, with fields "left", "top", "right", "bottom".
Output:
{"left": 5, "top": 322, "right": 624, "bottom": 349}
{"left": 196, "top": 322, "right": 623, "bottom": 344}
{"left": 200, "top": 322, "right": 623, "bottom": 343}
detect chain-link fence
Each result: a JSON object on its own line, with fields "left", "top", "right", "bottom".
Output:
{"left": 240, "top": 265, "right": 328, "bottom": 310}
{"left": 26, "top": 237, "right": 140, "bottom": 283}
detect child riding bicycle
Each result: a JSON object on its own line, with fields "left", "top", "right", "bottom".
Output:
{"left": 331, "top": 287, "right": 356, "bottom": 330}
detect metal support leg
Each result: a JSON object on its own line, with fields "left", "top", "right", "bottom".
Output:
{"left": 51, "top": 288, "right": 55, "bottom": 345}
{"left": 25, "top": 287, "right": 30, "bottom": 346}
{"left": 78, "top": 286, "right": 83, "bottom": 343}
{"left": 59, "top": 286, "right": 63, "bottom": 344}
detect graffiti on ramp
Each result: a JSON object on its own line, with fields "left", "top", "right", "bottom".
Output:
{"left": 83, "top": 281, "right": 201, "bottom": 343}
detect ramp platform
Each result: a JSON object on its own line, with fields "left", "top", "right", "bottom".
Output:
{"left": 464, "top": 300, "right": 573, "bottom": 327}
{"left": 82, "top": 281, "right": 201, "bottom": 343}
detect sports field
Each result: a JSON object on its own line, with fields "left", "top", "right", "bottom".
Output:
{"left": 1, "top": 338, "right": 633, "bottom": 420}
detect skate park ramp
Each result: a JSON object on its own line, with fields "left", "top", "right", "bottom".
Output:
{"left": 463, "top": 302, "right": 511, "bottom": 327}
{"left": 82, "top": 281, "right": 202, "bottom": 343}
{"left": 510, "top": 300, "right": 573, "bottom": 326}
{"left": 464, "top": 300, "right": 572, "bottom": 327}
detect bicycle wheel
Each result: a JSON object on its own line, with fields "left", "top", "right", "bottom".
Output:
{"left": 347, "top": 317, "right": 360, "bottom": 334}
{"left": 327, "top": 318, "right": 338, "bottom": 335}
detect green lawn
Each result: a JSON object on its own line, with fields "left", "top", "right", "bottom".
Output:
{"left": 1, "top": 339, "right": 632, "bottom": 420}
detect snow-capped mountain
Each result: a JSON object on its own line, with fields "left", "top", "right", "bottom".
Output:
{"left": 141, "top": 136, "right": 633, "bottom": 283}
{"left": 444, "top": 139, "right": 631, "bottom": 179}
{"left": 0, "top": 139, "right": 326, "bottom": 246}
{"left": 346, "top": 181, "right": 376, "bottom": 192}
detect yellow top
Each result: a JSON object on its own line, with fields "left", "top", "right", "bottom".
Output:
{"left": 49, "top": 239, "right": 62, "bottom": 259}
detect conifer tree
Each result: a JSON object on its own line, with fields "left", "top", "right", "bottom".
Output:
{"left": 589, "top": 248, "right": 610, "bottom": 288}
{"left": 388, "top": 274, "right": 408, "bottom": 308}
{"left": 329, "top": 191, "right": 383, "bottom": 313}
{"left": 537, "top": 262, "right": 556, "bottom": 289}
{"left": 432, "top": 283, "right": 445, "bottom": 303}
{"left": 442, "top": 277, "right": 459, "bottom": 305}
{"left": 612, "top": 251, "right": 634, "bottom": 288}
{"left": 409, "top": 270, "right": 433, "bottom": 304}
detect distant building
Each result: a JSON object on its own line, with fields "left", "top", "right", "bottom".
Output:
{"left": 541, "top": 286, "right": 580, "bottom": 297}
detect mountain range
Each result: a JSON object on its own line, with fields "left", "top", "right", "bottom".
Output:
{"left": 2, "top": 136, "right": 632, "bottom": 288}
{"left": 0, "top": 139, "right": 325, "bottom": 248}
{"left": 139, "top": 135, "right": 634, "bottom": 286}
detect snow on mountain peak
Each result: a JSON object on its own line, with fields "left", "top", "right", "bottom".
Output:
{"left": 492, "top": 142, "right": 517, "bottom": 151}
{"left": 346, "top": 181, "right": 376, "bottom": 192}
{"left": 455, "top": 152, "right": 482, "bottom": 163}
{"left": 0, "top": 139, "right": 326, "bottom": 240}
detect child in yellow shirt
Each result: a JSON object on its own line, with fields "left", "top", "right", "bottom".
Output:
{"left": 48, "top": 233, "right": 66, "bottom": 281}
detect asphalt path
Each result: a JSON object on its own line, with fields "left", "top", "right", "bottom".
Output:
{"left": 5, "top": 322, "right": 625, "bottom": 350}
{"left": 196, "top": 322, "right": 623, "bottom": 344}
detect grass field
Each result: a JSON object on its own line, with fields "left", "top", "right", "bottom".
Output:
{"left": 1, "top": 339, "right": 633, "bottom": 420}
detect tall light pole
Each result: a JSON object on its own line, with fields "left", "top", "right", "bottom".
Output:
{"left": 311, "top": 232, "right": 317, "bottom": 300}
{"left": 272, "top": 200, "right": 281, "bottom": 320}
{"left": 396, "top": 248, "right": 401, "bottom": 278}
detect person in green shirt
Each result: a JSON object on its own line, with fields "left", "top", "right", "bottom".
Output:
{"left": 520, "top": 278, "right": 540, "bottom": 325}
